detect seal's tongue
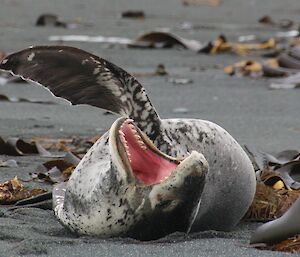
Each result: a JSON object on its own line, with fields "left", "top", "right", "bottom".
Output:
{"left": 119, "top": 121, "right": 177, "bottom": 185}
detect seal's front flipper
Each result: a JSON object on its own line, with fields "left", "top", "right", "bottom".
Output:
{"left": 0, "top": 46, "right": 161, "bottom": 140}
{"left": 53, "top": 182, "right": 67, "bottom": 213}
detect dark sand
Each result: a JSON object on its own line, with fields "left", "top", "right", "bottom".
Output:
{"left": 0, "top": 0, "right": 300, "bottom": 256}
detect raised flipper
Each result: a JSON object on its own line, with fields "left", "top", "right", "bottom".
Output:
{"left": 0, "top": 46, "right": 161, "bottom": 141}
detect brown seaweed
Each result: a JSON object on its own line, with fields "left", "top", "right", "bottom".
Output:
{"left": 0, "top": 176, "right": 46, "bottom": 204}
{"left": 245, "top": 147, "right": 300, "bottom": 221}
{"left": 30, "top": 152, "right": 80, "bottom": 184}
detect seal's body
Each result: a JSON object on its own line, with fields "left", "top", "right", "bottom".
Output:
{"left": 0, "top": 46, "right": 256, "bottom": 239}
{"left": 53, "top": 118, "right": 208, "bottom": 240}
{"left": 159, "top": 119, "right": 255, "bottom": 231}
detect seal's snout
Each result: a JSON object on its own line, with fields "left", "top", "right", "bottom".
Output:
{"left": 172, "top": 151, "right": 208, "bottom": 180}
{"left": 144, "top": 151, "right": 208, "bottom": 238}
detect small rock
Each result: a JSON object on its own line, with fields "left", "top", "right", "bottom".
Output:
{"left": 121, "top": 10, "right": 145, "bottom": 19}
{"left": 36, "top": 14, "right": 67, "bottom": 28}
{"left": 155, "top": 64, "right": 168, "bottom": 76}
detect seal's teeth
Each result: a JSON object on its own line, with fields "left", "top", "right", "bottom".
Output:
{"left": 134, "top": 135, "right": 147, "bottom": 150}
{"left": 119, "top": 134, "right": 126, "bottom": 142}
{"left": 124, "top": 144, "right": 130, "bottom": 151}
{"left": 139, "top": 143, "right": 147, "bottom": 150}
{"left": 134, "top": 134, "right": 141, "bottom": 141}
{"left": 128, "top": 124, "right": 136, "bottom": 131}
{"left": 119, "top": 130, "right": 125, "bottom": 137}
{"left": 159, "top": 176, "right": 169, "bottom": 183}
{"left": 119, "top": 134, "right": 128, "bottom": 148}
{"left": 127, "top": 119, "right": 134, "bottom": 123}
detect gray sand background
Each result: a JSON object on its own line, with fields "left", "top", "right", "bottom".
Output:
{"left": 0, "top": 0, "right": 300, "bottom": 256}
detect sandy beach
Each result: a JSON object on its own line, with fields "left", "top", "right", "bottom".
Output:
{"left": 0, "top": 0, "right": 300, "bottom": 256}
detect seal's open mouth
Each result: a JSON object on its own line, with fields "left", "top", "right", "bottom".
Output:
{"left": 116, "top": 119, "right": 180, "bottom": 185}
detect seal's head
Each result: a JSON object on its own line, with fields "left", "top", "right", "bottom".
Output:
{"left": 54, "top": 117, "right": 208, "bottom": 240}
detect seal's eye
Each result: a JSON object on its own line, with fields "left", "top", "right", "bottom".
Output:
{"left": 154, "top": 198, "right": 181, "bottom": 212}
{"left": 156, "top": 200, "right": 172, "bottom": 209}
{"left": 118, "top": 120, "right": 179, "bottom": 185}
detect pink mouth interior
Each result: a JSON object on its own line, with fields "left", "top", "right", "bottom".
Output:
{"left": 119, "top": 121, "right": 178, "bottom": 185}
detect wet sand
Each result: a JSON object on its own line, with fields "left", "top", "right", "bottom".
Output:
{"left": 0, "top": 0, "right": 300, "bottom": 256}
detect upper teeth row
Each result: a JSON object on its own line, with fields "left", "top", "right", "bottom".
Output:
{"left": 128, "top": 124, "right": 147, "bottom": 149}
{"left": 119, "top": 121, "right": 148, "bottom": 159}
{"left": 119, "top": 131, "right": 132, "bottom": 162}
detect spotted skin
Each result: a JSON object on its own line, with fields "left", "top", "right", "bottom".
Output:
{"left": 54, "top": 132, "right": 144, "bottom": 237}
{"left": 0, "top": 46, "right": 256, "bottom": 238}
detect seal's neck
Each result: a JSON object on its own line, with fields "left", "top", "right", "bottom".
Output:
{"left": 116, "top": 70, "right": 162, "bottom": 142}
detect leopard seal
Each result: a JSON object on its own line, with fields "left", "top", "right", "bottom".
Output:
{"left": 0, "top": 46, "right": 256, "bottom": 236}
{"left": 53, "top": 117, "right": 208, "bottom": 240}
